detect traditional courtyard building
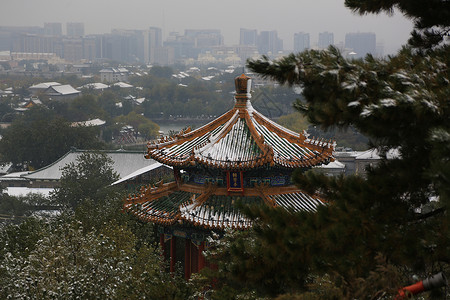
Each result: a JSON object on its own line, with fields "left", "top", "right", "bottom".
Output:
{"left": 124, "top": 74, "right": 334, "bottom": 278}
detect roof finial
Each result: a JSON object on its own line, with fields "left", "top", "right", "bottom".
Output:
{"left": 234, "top": 73, "right": 252, "bottom": 104}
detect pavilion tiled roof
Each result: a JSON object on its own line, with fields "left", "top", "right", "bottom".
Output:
{"left": 124, "top": 182, "right": 324, "bottom": 230}
{"left": 146, "top": 74, "right": 334, "bottom": 170}
{"left": 124, "top": 74, "right": 333, "bottom": 231}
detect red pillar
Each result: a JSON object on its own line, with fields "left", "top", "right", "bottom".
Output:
{"left": 170, "top": 236, "right": 176, "bottom": 273}
{"left": 191, "top": 243, "right": 198, "bottom": 274}
{"left": 159, "top": 233, "right": 165, "bottom": 256}
{"left": 198, "top": 241, "right": 206, "bottom": 271}
{"left": 184, "top": 239, "right": 191, "bottom": 279}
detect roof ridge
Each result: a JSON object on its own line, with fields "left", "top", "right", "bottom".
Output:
{"left": 195, "top": 109, "right": 239, "bottom": 156}
{"left": 244, "top": 109, "right": 274, "bottom": 166}
{"left": 147, "top": 108, "right": 236, "bottom": 151}
{"left": 22, "top": 150, "right": 73, "bottom": 178}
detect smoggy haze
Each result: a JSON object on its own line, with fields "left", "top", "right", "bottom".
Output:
{"left": 1, "top": 0, "right": 414, "bottom": 55}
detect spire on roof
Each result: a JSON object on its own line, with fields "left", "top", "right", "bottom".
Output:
{"left": 234, "top": 74, "right": 252, "bottom": 108}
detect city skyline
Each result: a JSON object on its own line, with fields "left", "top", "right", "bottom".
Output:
{"left": 1, "top": 0, "right": 414, "bottom": 55}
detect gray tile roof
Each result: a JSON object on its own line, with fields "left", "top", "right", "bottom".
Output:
{"left": 46, "top": 84, "right": 80, "bottom": 96}
{"left": 24, "top": 149, "right": 162, "bottom": 181}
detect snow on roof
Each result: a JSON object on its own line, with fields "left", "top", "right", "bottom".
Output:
{"left": 30, "top": 98, "right": 43, "bottom": 105}
{"left": 100, "top": 68, "right": 129, "bottom": 73}
{"left": 2, "top": 88, "right": 13, "bottom": 95}
{"left": 135, "top": 98, "right": 145, "bottom": 104}
{"left": 173, "top": 73, "right": 188, "bottom": 79}
{"left": 356, "top": 148, "right": 400, "bottom": 160}
{"left": 4, "top": 187, "right": 53, "bottom": 197}
{"left": 71, "top": 118, "right": 106, "bottom": 127}
{"left": 30, "top": 82, "right": 61, "bottom": 89}
{"left": 333, "top": 150, "right": 362, "bottom": 158}
{"left": 24, "top": 150, "right": 162, "bottom": 181}
{"left": 1, "top": 171, "right": 31, "bottom": 179}
{"left": 111, "top": 162, "right": 171, "bottom": 185}
{"left": 317, "top": 160, "right": 345, "bottom": 169}
{"left": 46, "top": 84, "right": 80, "bottom": 95}
{"left": 81, "top": 82, "right": 109, "bottom": 90}
{"left": 111, "top": 82, "right": 133, "bottom": 88}
{"left": 0, "top": 163, "right": 12, "bottom": 174}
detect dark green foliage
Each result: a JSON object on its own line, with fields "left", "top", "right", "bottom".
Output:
{"left": 203, "top": 2, "right": 450, "bottom": 298}
{"left": 114, "top": 111, "right": 160, "bottom": 139}
{"left": 149, "top": 66, "right": 174, "bottom": 79}
{"left": 0, "top": 217, "right": 195, "bottom": 299}
{"left": 0, "top": 107, "right": 105, "bottom": 170}
{"left": 0, "top": 151, "right": 196, "bottom": 299}
{"left": 0, "top": 192, "right": 55, "bottom": 225}
{"left": 0, "top": 217, "right": 45, "bottom": 258}
{"left": 68, "top": 95, "right": 106, "bottom": 122}
{"left": 0, "top": 102, "right": 14, "bottom": 122}
{"left": 248, "top": 45, "right": 449, "bottom": 210}
{"left": 0, "top": 194, "right": 31, "bottom": 217}
{"left": 51, "top": 151, "right": 119, "bottom": 209}
{"left": 97, "top": 90, "right": 121, "bottom": 117}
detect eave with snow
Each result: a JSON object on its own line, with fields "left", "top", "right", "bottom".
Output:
{"left": 29, "top": 82, "right": 61, "bottom": 95}
{"left": 44, "top": 84, "right": 81, "bottom": 100}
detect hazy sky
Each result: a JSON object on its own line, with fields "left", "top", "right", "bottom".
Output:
{"left": 2, "top": 0, "right": 414, "bottom": 55}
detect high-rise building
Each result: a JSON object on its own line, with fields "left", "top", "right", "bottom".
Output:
{"left": 163, "top": 32, "right": 196, "bottom": 62}
{"left": 66, "top": 22, "right": 85, "bottom": 38}
{"left": 106, "top": 29, "right": 144, "bottom": 63}
{"left": 257, "top": 30, "right": 283, "bottom": 55}
{"left": 345, "top": 32, "right": 376, "bottom": 58}
{"left": 44, "top": 23, "right": 62, "bottom": 37}
{"left": 12, "top": 33, "right": 61, "bottom": 54}
{"left": 62, "top": 38, "right": 83, "bottom": 62}
{"left": 318, "top": 31, "right": 334, "bottom": 49}
{"left": 184, "top": 29, "right": 223, "bottom": 48}
{"left": 240, "top": 28, "right": 257, "bottom": 46}
{"left": 294, "top": 32, "right": 310, "bottom": 53}
{"left": 148, "top": 27, "right": 162, "bottom": 48}
{"left": 82, "top": 36, "right": 97, "bottom": 61}
{"left": 148, "top": 27, "right": 163, "bottom": 64}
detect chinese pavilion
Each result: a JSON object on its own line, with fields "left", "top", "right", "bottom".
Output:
{"left": 124, "top": 74, "right": 334, "bottom": 279}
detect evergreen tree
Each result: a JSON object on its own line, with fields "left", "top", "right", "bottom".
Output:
{"left": 51, "top": 151, "right": 119, "bottom": 210}
{"left": 0, "top": 217, "right": 195, "bottom": 299}
{"left": 0, "top": 152, "right": 195, "bottom": 299}
{"left": 206, "top": 1, "right": 450, "bottom": 299}
{"left": 0, "top": 107, "right": 105, "bottom": 170}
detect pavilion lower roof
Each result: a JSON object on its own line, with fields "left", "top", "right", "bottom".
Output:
{"left": 124, "top": 181, "right": 325, "bottom": 230}
{"left": 147, "top": 103, "right": 334, "bottom": 170}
